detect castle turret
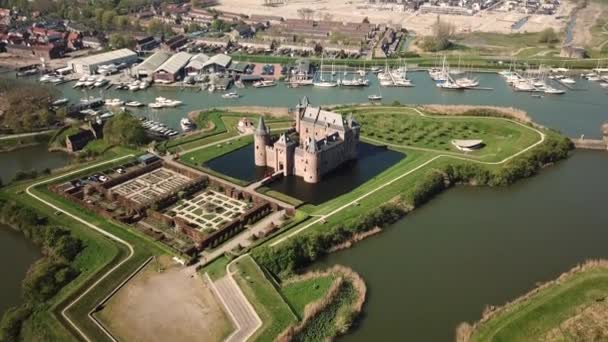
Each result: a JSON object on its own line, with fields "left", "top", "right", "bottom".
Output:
{"left": 304, "top": 137, "right": 320, "bottom": 183}
{"left": 254, "top": 116, "right": 269, "bottom": 166}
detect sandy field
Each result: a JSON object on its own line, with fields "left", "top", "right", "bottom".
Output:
{"left": 215, "top": 0, "right": 574, "bottom": 35}
{"left": 571, "top": 1, "right": 605, "bottom": 47}
{"left": 96, "top": 256, "right": 233, "bottom": 342}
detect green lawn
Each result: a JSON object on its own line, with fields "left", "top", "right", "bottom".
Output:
{"left": 471, "top": 266, "right": 608, "bottom": 342}
{"left": 342, "top": 106, "right": 541, "bottom": 162}
{"left": 230, "top": 255, "right": 298, "bottom": 341}
{"left": 201, "top": 255, "right": 230, "bottom": 281}
{"left": 282, "top": 275, "right": 335, "bottom": 318}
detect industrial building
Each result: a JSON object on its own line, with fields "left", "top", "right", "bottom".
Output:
{"left": 153, "top": 51, "right": 192, "bottom": 83}
{"left": 67, "top": 48, "right": 138, "bottom": 75}
{"left": 131, "top": 51, "right": 171, "bottom": 78}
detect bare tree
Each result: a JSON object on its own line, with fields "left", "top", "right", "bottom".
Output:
{"left": 297, "top": 7, "right": 315, "bottom": 20}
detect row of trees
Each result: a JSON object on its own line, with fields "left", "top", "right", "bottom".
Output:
{"left": 253, "top": 204, "right": 406, "bottom": 276}
{"left": 0, "top": 199, "right": 83, "bottom": 342}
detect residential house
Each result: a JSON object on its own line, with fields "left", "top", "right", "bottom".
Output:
{"left": 161, "top": 34, "right": 188, "bottom": 51}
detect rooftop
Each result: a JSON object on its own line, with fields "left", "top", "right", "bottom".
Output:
{"left": 155, "top": 51, "right": 192, "bottom": 74}
{"left": 70, "top": 48, "right": 137, "bottom": 66}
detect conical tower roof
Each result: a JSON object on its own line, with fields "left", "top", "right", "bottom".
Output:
{"left": 307, "top": 137, "right": 319, "bottom": 153}
{"left": 255, "top": 116, "right": 269, "bottom": 135}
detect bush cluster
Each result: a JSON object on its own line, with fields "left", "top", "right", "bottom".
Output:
{"left": 0, "top": 199, "right": 83, "bottom": 342}
{"left": 253, "top": 204, "right": 406, "bottom": 276}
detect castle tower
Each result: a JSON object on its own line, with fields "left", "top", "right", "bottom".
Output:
{"left": 304, "top": 137, "right": 320, "bottom": 183}
{"left": 254, "top": 116, "right": 269, "bottom": 166}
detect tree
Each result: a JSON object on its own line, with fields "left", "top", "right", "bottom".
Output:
{"left": 419, "top": 16, "right": 454, "bottom": 52}
{"left": 103, "top": 111, "right": 147, "bottom": 146}
{"left": 538, "top": 28, "right": 559, "bottom": 43}
{"left": 109, "top": 33, "right": 135, "bottom": 49}
{"left": 297, "top": 7, "right": 314, "bottom": 20}
{"left": 362, "top": 17, "right": 370, "bottom": 24}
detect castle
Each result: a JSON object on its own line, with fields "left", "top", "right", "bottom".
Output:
{"left": 254, "top": 97, "right": 360, "bottom": 183}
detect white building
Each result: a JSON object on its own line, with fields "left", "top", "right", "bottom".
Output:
{"left": 68, "top": 48, "right": 138, "bottom": 75}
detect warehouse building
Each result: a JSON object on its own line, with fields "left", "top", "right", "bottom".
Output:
{"left": 201, "top": 54, "right": 232, "bottom": 73}
{"left": 153, "top": 51, "right": 192, "bottom": 83}
{"left": 68, "top": 48, "right": 138, "bottom": 75}
{"left": 131, "top": 51, "right": 171, "bottom": 78}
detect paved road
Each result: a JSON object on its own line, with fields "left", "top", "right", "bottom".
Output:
{"left": 206, "top": 256, "right": 262, "bottom": 342}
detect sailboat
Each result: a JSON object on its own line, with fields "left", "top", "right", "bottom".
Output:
{"left": 368, "top": 83, "right": 382, "bottom": 101}
{"left": 314, "top": 54, "right": 337, "bottom": 87}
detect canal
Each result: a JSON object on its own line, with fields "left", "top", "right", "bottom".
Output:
{"left": 313, "top": 150, "right": 608, "bottom": 341}
{"left": 0, "top": 224, "right": 42, "bottom": 316}
{"left": 0, "top": 144, "right": 71, "bottom": 184}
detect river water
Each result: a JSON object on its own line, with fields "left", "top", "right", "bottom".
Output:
{"left": 314, "top": 150, "right": 608, "bottom": 341}
{"left": 1, "top": 72, "right": 608, "bottom": 338}
{"left": 0, "top": 224, "right": 42, "bottom": 316}
{"left": 0, "top": 144, "right": 71, "bottom": 184}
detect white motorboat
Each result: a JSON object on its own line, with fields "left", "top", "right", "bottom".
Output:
{"left": 39, "top": 74, "right": 53, "bottom": 83}
{"left": 139, "top": 81, "right": 150, "bottom": 90}
{"left": 222, "top": 91, "right": 241, "bottom": 99}
{"left": 128, "top": 80, "right": 141, "bottom": 91}
{"left": 125, "top": 101, "right": 144, "bottom": 107}
{"left": 94, "top": 78, "right": 108, "bottom": 87}
{"left": 148, "top": 103, "right": 164, "bottom": 109}
{"left": 52, "top": 98, "right": 69, "bottom": 106}
{"left": 394, "top": 79, "right": 414, "bottom": 87}
{"left": 49, "top": 76, "right": 64, "bottom": 84}
{"left": 313, "top": 80, "right": 337, "bottom": 87}
{"left": 180, "top": 118, "right": 196, "bottom": 132}
{"left": 368, "top": 94, "right": 382, "bottom": 101}
{"left": 437, "top": 80, "right": 464, "bottom": 90}
{"left": 561, "top": 78, "right": 576, "bottom": 85}
{"left": 104, "top": 98, "right": 124, "bottom": 106}
{"left": 253, "top": 80, "right": 276, "bottom": 88}
{"left": 543, "top": 87, "right": 565, "bottom": 94}
{"left": 455, "top": 77, "right": 480, "bottom": 88}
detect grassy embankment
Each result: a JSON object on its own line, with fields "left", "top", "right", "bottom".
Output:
{"left": 465, "top": 261, "right": 608, "bottom": 342}
{"left": 227, "top": 255, "right": 365, "bottom": 341}
{"left": 0, "top": 131, "right": 55, "bottom": 152}
{"left": 0, "top": 151, "right": 175, "bottom": 342}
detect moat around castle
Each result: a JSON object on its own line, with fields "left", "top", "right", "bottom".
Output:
{"left": 205, "top": 142, "right": 404, "bottom": 205}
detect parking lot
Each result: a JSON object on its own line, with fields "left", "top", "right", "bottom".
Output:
{"left": 167, "top": 190, "right": 249, "bottom": 232}
{"left": 111, "top": 168, "right": 192, "bottom": 204}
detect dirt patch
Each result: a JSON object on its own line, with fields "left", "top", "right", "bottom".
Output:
{"left": 96, "top": 256, "right": 233, "bottom": 342}
{"left": 571, "top": 1, "right": 604, "bottom": 47}
{"left": 213, "top": 0, "right": 571, "bottom": 35}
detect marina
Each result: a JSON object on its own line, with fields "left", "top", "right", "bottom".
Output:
{"left": 12, "top": 70, "right": 607, "bottom": 139}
